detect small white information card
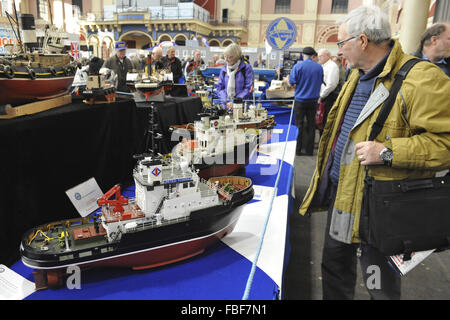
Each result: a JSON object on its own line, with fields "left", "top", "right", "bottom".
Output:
{"left": 252, "top": 185, "right": 276, "bottom": 201}
{"left": 0, "top": 264, "right": 35, "bottom": 300}
{"left": 256, "top": 155, "right": 278, "bottom": 165}
{"left": 65, "top": 177, "right": 104, "bottom": 217}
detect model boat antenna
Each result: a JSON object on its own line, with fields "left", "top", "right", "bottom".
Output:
{"left": 47, "top": 0, "right": 54, "bottom": 26}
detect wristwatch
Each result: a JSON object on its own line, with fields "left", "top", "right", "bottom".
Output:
{"left": 379, "top": 147, "right": 393, "bottom": 167}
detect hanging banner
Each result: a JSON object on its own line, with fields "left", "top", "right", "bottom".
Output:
{"left": 265, "top": 17, "right": 297, "bottom": 51}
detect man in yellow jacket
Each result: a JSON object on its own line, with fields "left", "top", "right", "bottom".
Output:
{"left": 299, "top": 6, "right": 450, "bottom": 299}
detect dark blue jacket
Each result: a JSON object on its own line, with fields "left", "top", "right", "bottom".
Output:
{"left": 289, "top": 58, "right": 323, "bottom": 102}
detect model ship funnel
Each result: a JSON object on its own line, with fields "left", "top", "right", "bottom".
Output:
{"left": 20, "top": 14, "right": 38, "bottom": 52}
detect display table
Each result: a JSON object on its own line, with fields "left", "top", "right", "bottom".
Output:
{"left": 0, "top": 96, "right": 202, "bottom": 267}
{"left": 10, "top": 112, "right": 298, "bottom": 300}
{"left": 0, "top": 98, "right": 144, "bottom": 267}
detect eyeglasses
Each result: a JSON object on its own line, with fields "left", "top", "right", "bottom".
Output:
{"left": 336, "top": 36, "right": 357, "bottom": 49}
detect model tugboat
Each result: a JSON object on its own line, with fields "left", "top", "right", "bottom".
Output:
{"left": 265, "top": 79, "right": 295, "bottom": 100}
{"left": 170, "top": 100, "right": 276, "bottom": 147}
{"left": 134, "top": 55, "right": 173, "bottom": 102}
{"left": 0, "top": 7, "right": 77, "bottom": 109}
{"left": 171, "top": 109, "right": 259, "bottom": 179}
{"left": 82, "top": 57, "right": 117, "bottom": 104}
{"left": 20, "top": 155, "right": 254, "bottom": 289}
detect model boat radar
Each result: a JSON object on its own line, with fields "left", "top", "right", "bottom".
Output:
{"left": 20, "top": 156, "right": 254, "bottom": 289}
{"left": 0, "top": 6, "right": 77, "bottom": 109}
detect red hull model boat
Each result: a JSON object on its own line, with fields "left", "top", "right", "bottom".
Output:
{"left": 0, "top": 73, "right": 75, "bottom": 106}
{"left": 20, "top": 156, "right": 254, "bottom": 290}
{"left": 0, "top": 8, "right": 76, "bottom": 108}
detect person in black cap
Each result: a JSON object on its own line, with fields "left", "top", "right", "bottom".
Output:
{"left": 286, "top": 46, "right": 323, "bottom": 156}
{"left": 102, "top": 41, "right": 133, "bottom": 92}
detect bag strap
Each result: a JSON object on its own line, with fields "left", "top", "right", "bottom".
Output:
{"left": 368, "top": 58, "right": 423, "bottom": 141}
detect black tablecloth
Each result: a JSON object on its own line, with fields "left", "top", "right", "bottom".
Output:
{"left": 0, "top": 98, "right": 143, "bottom": 266}
{"left": 0, "top": 96, "right": 203, "bottom": 266}
{"left": 135, "top": 96, "right": 203, "bottom": 154}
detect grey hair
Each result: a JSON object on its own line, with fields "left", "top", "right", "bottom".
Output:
{"left": 223, "top": 43, "right": 242, "bottom": 61}
{"left": 152, "top": 46, "right": 162, "bottom": 54}
{"left": 413, "top": 23, "right": 449, "bottom": 56}
{"left": 318, "top": 49, "right": 331, "bottom": 57}
{"left": 339, "top": 5, "right": 391, "bottom": 45}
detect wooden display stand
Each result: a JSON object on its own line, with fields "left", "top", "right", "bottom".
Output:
{"left": 0, "top": 94, "right": 72, "bottom": 119}
{"left": 83, "top": 94, "right": 116, "bottom": 105}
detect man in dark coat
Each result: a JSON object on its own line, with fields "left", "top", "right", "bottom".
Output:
{"left": 161, "top": 46, "right": 183, "bottom": 83}
{"left": 102, "top": 41, "right": 133, "bottom": 92}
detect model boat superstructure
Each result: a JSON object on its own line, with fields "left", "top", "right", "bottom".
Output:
{"left": 171, "top": 102, "right": 276, "bottom": 147}
{"left": 173, "top": 112, "right": 258, "bottom": 169}
{"left": 82, "top": 68, "right": 117, "bottom": 104}
{"left": 230, "top": 101, "right": 276, "bottom": 132}
{"left": 134, "top": 62, "right": 174, "bottom": 101}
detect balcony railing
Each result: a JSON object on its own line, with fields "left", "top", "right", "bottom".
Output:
{"left": 209, "top": 17, "right": 248, "bottom": 28}
{"left": 82, "top": 10, "right": 247, "bottom": 29}
{"left": 82, "top": 2, "right": 212, "bottom": 24}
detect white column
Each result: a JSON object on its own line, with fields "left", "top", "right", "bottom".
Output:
{"left": 302, "top": 0, "right": 318, "bottom": 47}
{"left": 399, "top": 0, "right": 431, "bottom": 54}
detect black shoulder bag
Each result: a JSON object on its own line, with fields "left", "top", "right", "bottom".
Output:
{"left": 359, "top": 58, "right": 450, "bottom": 260}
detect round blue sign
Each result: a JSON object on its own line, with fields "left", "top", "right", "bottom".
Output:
{"left": 266, "top": 17, "right": 297, "bottom": 51}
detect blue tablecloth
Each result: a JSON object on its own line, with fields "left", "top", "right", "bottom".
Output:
{"left": 11, "top": 111, "right": 298, "bottom": 300}
{"left": 201, "top": 67, "right": 276, "bottom": 83}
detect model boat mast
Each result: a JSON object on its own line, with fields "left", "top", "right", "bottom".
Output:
{"left": 4, "top": 0, "right": 24, "bottom": 53}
